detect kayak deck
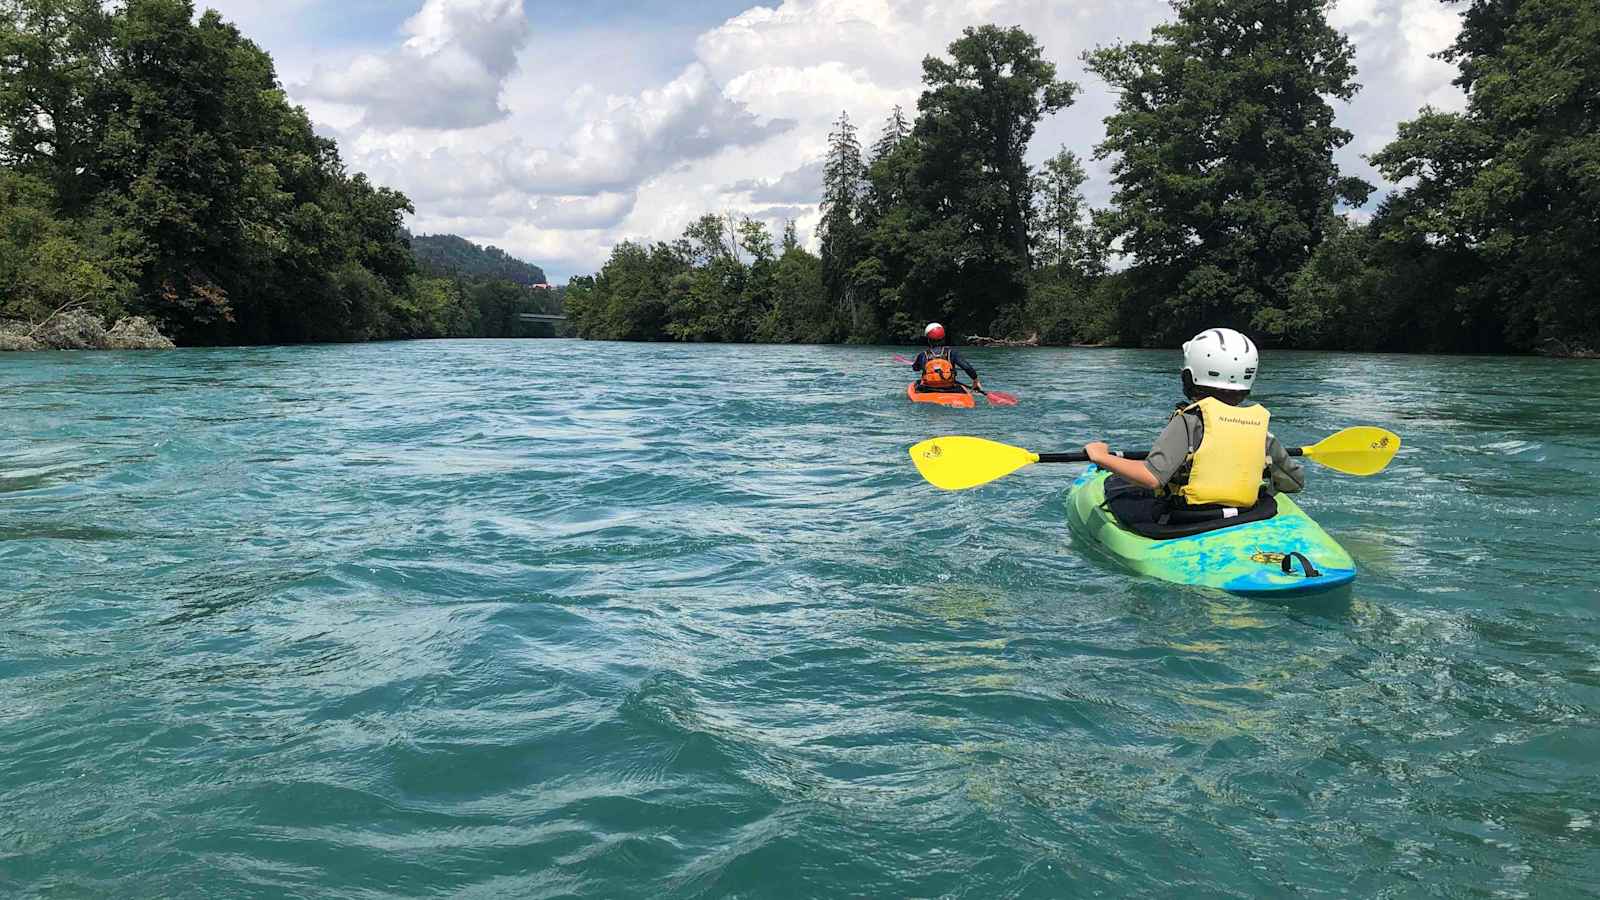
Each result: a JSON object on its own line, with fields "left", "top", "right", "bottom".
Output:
{"left": 907, "top": 382, "right": 976, "bottom": 408}
{"left": 1066, "top": 467, "right": 1355, "bottom": 596}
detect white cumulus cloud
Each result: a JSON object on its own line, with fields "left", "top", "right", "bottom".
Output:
{"left": 249, "top": 0, "right": 1471, "bottom": 279}
{"left": 732, "top": 160, "right": 826, "bottom": 203}
{"left": 497, "top": 64, "right": 796, "bottom": 195}
{"left": 296, "top": 0, "right": 529, "bottom": 130}
{"left": 528, "top": 192, "right": 639, "bottom": 230}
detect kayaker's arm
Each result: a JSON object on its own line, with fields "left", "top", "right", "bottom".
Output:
{"left": 1266, "top": 432, "right": 1306, "bottom": 494}
{"left": 1085, "top": 442, "right": 1162, "bottom": 490}
{"left": 911, "top": 351, "right": 926, "bottom": 371}
{"left": 1136, "top": 416, "right": 1194, "bottom": 489}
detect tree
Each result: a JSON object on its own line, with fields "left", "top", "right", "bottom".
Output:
{"left": 88, "top": 0, "right": 258, "bottom": 339}
{"left": 564, "top": 240, "right": 688, "bottom": 341}
{"left": 870, "top": 105, "right": 911, "bottom": 163}
{"left": 390, "top": 274, "right": 472, "bottom": 338}
{"left": 0, "top": 0, "right": 562, "bottom": 347}
{"left": 0, "top": 170, "right": 134, "bottom": 324}
{"left": 683, "top": 212, "right": 739, "bottom": 265}
{"left": 819, "top": 110, "right": 865, "bottom": 328}
{"left": 911, "top": 24, "right": 1078, "bottom": 336}
{"left": 0, "top": 0, "right": 116, "bottom": 212}
{"left": 1087, "top": 0, "right": 1372, "bottom": 346}
{"left": 862, "top": 105, "right": 912, "bottom": 217}
{"left": 1031, "top": 147, "right": 1099, "bottom": 277}
{"left": 846, "top": 106, "right": 925, "bottom": 343}
{"left": 1369, "top": 0, "right": 1600, "bottom": 353}
{"left": 66, "top": 0, "right": 426, "bottom": 345}
{"left": 409, "top": 232, "right": 547, "bottom": 285}
{"left": 986, "top": 149, "right": 1109, "bottom": 344}
{"left": 757, "top": 239, "right": 825, "bottom": 343}
{"left": 736, "top": 216, "right": 775, "bottom": 264}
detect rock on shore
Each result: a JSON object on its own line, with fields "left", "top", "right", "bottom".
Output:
{"left": 0, "top": 311, "right": 175, "bottom": 352}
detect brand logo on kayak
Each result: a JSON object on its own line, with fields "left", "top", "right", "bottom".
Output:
{"left": 1250, "top": 551, "right": 1287, "bottom": 565}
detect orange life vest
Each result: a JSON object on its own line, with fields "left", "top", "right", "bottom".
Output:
{"left": 921, "top": 348, "right": 956, "bottom": 387}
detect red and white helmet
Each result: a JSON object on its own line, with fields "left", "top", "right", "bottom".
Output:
{"left": 924, "top": 322, "right": 946, "bottom": 342}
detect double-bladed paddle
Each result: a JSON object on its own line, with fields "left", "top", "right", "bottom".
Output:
{"left": 908, "top": 427, "right": 1402, "bottom": 491}
{"left": 892, "top": 354, "right": 1019, "bottom": 406}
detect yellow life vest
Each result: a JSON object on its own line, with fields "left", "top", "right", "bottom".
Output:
{"left": 1176, "top": 397, "right": 1271, "bottom": 508}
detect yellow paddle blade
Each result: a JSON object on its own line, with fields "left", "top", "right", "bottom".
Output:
{"left": 908, "top": 435, "right": 1040, "bottom": 491}
{"left": 1301, "top": 426, "right": 1402, "bottom": 476}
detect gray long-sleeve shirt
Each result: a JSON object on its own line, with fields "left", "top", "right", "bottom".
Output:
{"left": 1141, "top": 407, "right": 1305, "bottom": 497}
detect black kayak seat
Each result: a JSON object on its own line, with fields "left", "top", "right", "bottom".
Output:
{"left": 1101, "top": 475, "right": 1279, "bottom": 540}
{"left": 911, "top": 382, "right": 970, "bottom": 395}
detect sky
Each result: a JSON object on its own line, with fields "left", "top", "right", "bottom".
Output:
{"left": 199, "top": 0, "right": 1469, "bottom": 282}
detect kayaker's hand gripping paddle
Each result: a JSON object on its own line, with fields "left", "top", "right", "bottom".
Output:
{"left": 909, "top": 427, "right": 1402, "bottom": 492}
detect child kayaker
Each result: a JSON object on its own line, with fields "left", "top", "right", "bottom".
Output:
{"left": 911, "top": 322, "right": 982, "bottom": 394}
{"left": 1084, "top": 327, "right": 1303, "bottom": 527}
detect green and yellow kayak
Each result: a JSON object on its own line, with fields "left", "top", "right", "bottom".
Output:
{"left": 1066, "top": 467, "right": 1356, "bottom": 596}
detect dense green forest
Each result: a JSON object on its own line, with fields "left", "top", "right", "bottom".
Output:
{"left": 410, "top": 233, "right": 548, "bottom": 287}
{"left": 570, "top": 0, "right": 1600, "bottom": 355}
{"left": 0, "top": 0, "right": 556, "bottom": 345}
{"left": 565, "top": 217, "right": 824, "bottom": 343}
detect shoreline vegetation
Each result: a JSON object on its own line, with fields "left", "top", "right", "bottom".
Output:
{"left": 4, "top": 1, "right": 1597, "bottom": 359}
{"left": 0, "top": 0, "right": 561, "bottom": 353}
{"left": 568, "top": 4, "right": 1600, "bottom": 358}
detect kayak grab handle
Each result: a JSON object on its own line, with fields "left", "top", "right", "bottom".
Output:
{"left": 1280, "top": 552, "right": 1322, "bottom": 578}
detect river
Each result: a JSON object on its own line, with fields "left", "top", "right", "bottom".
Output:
{"left": 2, "top": 340, "right": 1597, "bottom": 897}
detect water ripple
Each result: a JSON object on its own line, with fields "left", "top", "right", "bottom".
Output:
{"left": 2, "top": 342, "right": 1599, "bottom": 897}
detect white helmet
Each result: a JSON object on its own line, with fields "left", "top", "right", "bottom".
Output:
{"left": 1182, "top": 327, "right": 1258, "bottom": 391}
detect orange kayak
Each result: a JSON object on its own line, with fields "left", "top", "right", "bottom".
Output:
{"left": 907, "top": 382, "right": 976, "bottom": 408}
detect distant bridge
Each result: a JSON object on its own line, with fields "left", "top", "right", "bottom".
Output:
{"left": 517, "top": 313, "right": 567, "bottom": 323}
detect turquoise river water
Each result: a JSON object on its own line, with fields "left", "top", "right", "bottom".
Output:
{"left": 2, "top": 340, "right": 1598, "bottom": 898}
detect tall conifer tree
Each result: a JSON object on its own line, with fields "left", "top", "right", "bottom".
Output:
{"left": 819, "top": 110, "right": 865, "bottom": 329}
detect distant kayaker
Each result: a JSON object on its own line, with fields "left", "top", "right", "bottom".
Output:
{"left": 1083, "top": 327, "right": 1303, "bottom": 528}
{"left": 911, "top": 322, "right": 982, "bottom": 394}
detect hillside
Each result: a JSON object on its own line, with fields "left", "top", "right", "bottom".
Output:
{"left": 409, "top": 233, "right": 548, "bottom": 286}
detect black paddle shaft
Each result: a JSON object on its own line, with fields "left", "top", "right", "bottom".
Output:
{"left": 1036, "top": 447, "right": 1306, "bottom": 464}
{"left": 1037, "top": 451, "right": 1110, "bottom": 463}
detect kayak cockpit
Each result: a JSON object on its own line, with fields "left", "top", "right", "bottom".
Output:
{"left": 1100, "top": 473, "right": 1280, "bottom": 540}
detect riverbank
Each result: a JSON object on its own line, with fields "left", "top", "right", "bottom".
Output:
{"left": 0, "top": 310, "right": 175, "bottom": 352}
{"left": 1538, "top": 337, "right": 1599, "bottom": 359}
